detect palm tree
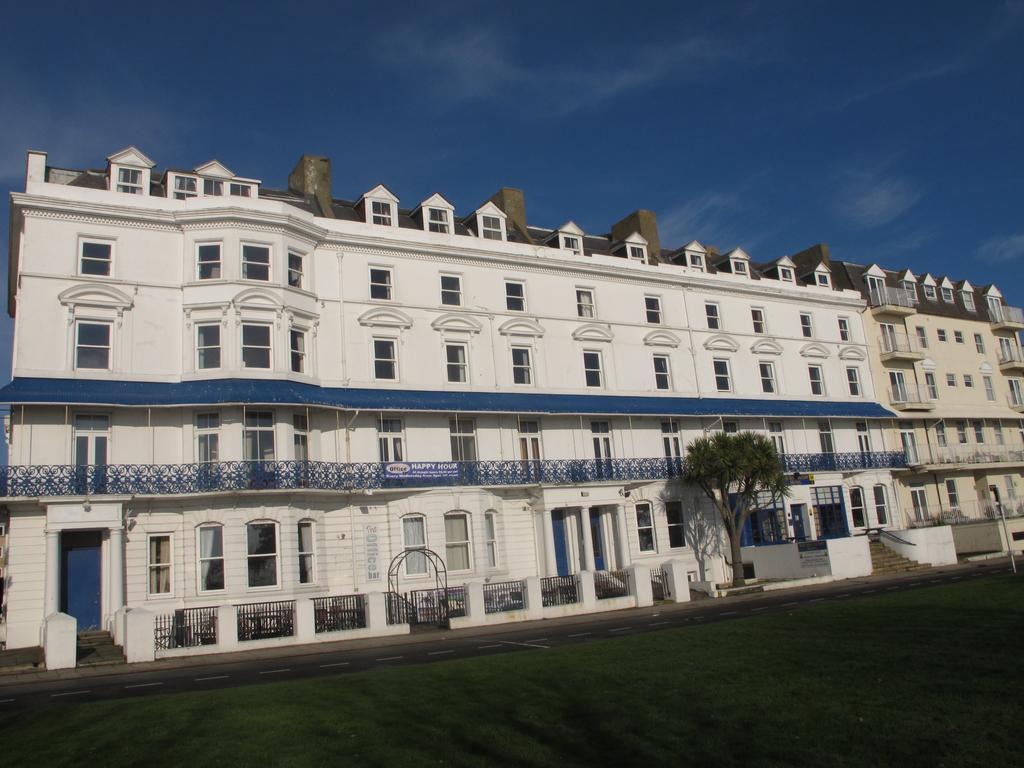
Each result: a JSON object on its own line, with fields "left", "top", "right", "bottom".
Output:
{"left": 683, "top": 431, "right": 788, "bottom": 587}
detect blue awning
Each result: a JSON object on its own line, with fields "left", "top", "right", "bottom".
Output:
{"left": 0, "top": 377, "right": 899, "bottom": 419}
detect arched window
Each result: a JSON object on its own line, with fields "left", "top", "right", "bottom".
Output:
{"left": 444, "top": 511, "right": 472, "bottom": 572}
{"left": 402, "top": 514, "right": 427, "bottom": 576}
{"left": 872, "top": 485, "right": 889, "bottom": 526}
{"left": 246, "top": 520, "right": 279, "bottom": 588}
{"left": 196, "top": 523, "right": 225, "bottom": 593}
{"left": 484, "top": 510, "right": 499, "bottom": 568}
{"left": 297, "top": 519, "right": 315, "bottom": 584}
{"left": 849, "top": 487, "right": 866, "bottom": 528}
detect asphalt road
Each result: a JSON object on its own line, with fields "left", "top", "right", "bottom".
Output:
{"left": 0, "top": 558, "right": 1012, "bottom": 710}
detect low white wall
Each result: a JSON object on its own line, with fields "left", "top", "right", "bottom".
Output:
{"left": 883, "top": 526, "right": 957, "bottom": 566}
{"left": 742, "top": 543, "right": 803, "bottom": 579}
{"left": 43, "top": 612, "right": 76, "bottom": 670}
{"left": 950, "top": 518, "right": 1024, "bottom": 556}
{"left": 825, "top": 537, "right": 872, "bottom": 579}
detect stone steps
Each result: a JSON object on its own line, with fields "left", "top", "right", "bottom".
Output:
{"left": 76, "top": 631, "right": 124, "bottom": 667}
{"left": 869, "top": 542, "right": 930, "bottom": 575}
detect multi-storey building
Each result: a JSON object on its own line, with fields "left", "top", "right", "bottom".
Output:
{"left": 0, "top": 147, "right": 905, "bottom": 651}
{"left": 819, "top": 249, "right": 1024, "bottom": 531}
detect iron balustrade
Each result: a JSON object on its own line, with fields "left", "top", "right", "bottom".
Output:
{"left": 385, "top": 592, "right": 412, "bottom": 626}
{"left": 594, "top": 570, "right": 630, "bottom": 600}
{"left": 236, "top": 600, "right": 295, "bottom": 641}
{"left": 483, "top": 580, "right": 526, "bottom": 614}
{"left": 153, "top": 606, "right": 218, "bottom": 650}
{"left": 0, "top": 452, "right": 907, "bottom": 499}
{"left": 650, "top": 566, "right": 670, "bottom": 601}
{"left": 541, "top": 575, "right": 579, "bottom": 607}
{"left": 407, "top": 586, "right": 466, "bottom": 626}
{"left": 313, "top": 594, "right": 367, "bottom": 633}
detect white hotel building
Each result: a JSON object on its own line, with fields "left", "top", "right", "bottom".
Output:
{"left": 0, "top": 147, "right": 907, "bottom": 653}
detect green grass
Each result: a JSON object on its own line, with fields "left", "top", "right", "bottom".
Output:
{"left": 2, "top": 575, "right": 1022, "bottom": 767}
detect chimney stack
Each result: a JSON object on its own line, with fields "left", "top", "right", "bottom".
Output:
{"left": 288, "top": 155, "right": 335, "bottom": 218}
{"left": 489, "top": 187, "right": 532, "bottom": 243}
{"left": 612, "top": 210, "right": 661, "bottom": 264}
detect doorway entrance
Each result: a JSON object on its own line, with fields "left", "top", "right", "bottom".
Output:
{"left": 60, "top": 530, "right": 103, "bottom": 630}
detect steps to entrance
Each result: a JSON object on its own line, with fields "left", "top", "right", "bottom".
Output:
{"left": 76, "top": 631, "right": 125, "bottom": 668}
{"left": 868, "top": 541, "right": 930, "bottom": 575}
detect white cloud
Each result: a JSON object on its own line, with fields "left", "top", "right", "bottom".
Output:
{"left": 978, "top": 233, "right": 1024, "bottom": 263}
{"left": 658, "top": 191, "right": 742, "bottom": 248}
{"left": 834, "top": 169, "right": 924, "bottom": 229}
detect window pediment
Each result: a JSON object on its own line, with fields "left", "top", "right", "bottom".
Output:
{"left": 232, "top": 287, "right": 284, "bottom": 310}
{"left": 750, "top": 338, "right": 783, "bottom": 355}
{"left": 979, "top": 361, "right": 993, "bottom": 373}
{"left": 799, "top": 343, "right": 830, "bottom": 359}
{"left": 59, "top": 284, "right": 133, "bottom": 312}
{"left": 921, "top": 357, "right": 936, "bottom": 370}
{"left": 431, "top": 313, "right": 482, "bottom": 334}
{"left": 194, "top": 160, "right": 234, "bottom": 178}
{"left": 358, "top": 307, "right": 413, "bottom": 329}
{"left": 704, "top": 334, "right": 739, "bottom": 352}
{"left": 643, "top": 330, "right": 681, "bottom": 348}
{"left": 106, "top": 146, "right": 155, "bottom": 168}
{"left": 498, "top": 318, "right": 546, "bottom": 337}
{"left": 572, "top": 323, "right": 614, "bottom": 343}
{"left": 838, "top": 346, "right": 865, "bottom": 361}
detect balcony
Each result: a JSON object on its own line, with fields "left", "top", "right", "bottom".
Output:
{"left": 889, "top": 384, "right": 935, "bottom": 411}
{"left": 921, "top": 443, "right": 1024, "bottom": 469}
{"left": 869, "top": 286, "right": 917, "bottom": 317}
{"left": 0, "top": 452, "right": 910, "bottom": 499}
{"left": 997, "top": 347, "right": 1024, "bottom": 373}
{"left": 1009, "top": 392, "right": 1024, "bottom": 413}
{"left": 988, "top": 304, "right": 1024, "bottom": 332}
{"left": 879, "top": 332, "right": 924, "bottom": 362}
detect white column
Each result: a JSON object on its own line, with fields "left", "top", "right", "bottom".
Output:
{"left": 108, "top": 526, "right": 125, "bottom": 616}
{"left": 541, "top": 508, "right": 557, "bottom": 576}
{"left": 615, "top": 505, "right": 631, "bottom": 569}
{"left": 580, "top": 507, "right": 596, "bottom": 572}
{"left": 44, "top": 529, "right": 61, "bottom": 616}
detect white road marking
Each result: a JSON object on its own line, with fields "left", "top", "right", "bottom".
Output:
{"left": 524, "top": 638, "right": 549, "bottom": 643}
{"left": 568, "top": 632, "right": 592, "bottom": 638}
{"left": 124, "top": 682, "right": 163, "bottom": 689}
{"left": 781, "top": 602, "right": 800, "bottom": 608}
{"left": 259, "top": 668, "right": 291, "bottom": 675}
{"left": 319, "top": 662, "right": 349, "bottom": 669}
{"left": 863, "top": 590, "right": 877, "bottom": 594}
{"left": 427, "top": 650, "right": 455, "bottom": 656}
{"left": 375, "top": 656, "right": 403, "bottom": 662}
{"left": 648, "top": 620, "right": 672, "bottom": 625}
{"left": 719, "top": 610, "right": 738, "bottom": 616}
{"left": 477, "top": 644, "right": 504, "bottom": 649}
{"left": 751, "top": 607, "right": 769, "bottom": 612}
{"left": 608, "top": 626, "right": 632, "bottom": 633}
{"left": 51, "top": 690, "right": 90, "bottom": 698}
{"left": 195, "top": 675, "right": 229, "bottom": 681}
{"left": 0, "top": 698, "right": 15, "bottom": 703}
{"left": 499, "top": 639, "right": 549, "bottom": 649}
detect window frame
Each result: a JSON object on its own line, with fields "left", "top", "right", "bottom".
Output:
{"left": 751, "top": 307, "right": 766, "bottom": 335}
{"left": 79, "top": 239, "right": 114, "bottom": 277}
{"left": 838, "top": 317, "right": 851, "bottom": 342}
{"left": 444, "top": 511, "right": 473, "bottom": 573}
{"left": 287, "top": 251, "right": 304, "bottom": 290}
{"left": 511, "top": 345, "right": 533, "bottom": 385}
{"left": 370, "top": 199, "right": 394, "bottom": 227}
{"left": 427, "top": 207, "right": 450, "bottom": 234}
{"left": 243, "top": 409, "right": 276, "bottom": 462}
{"left": 241, "top": 243, "right": 271, "bottom": 282}
{"left": 846, "top": 366, "right": 862, "bottom": 396}
{"left": 800, "top": 313, "right": 813, "bottom": 338}
{"left": 665, "top": 501, "right": 687, "bottom": 548}
{"left": 245, "top": 520, "right": 280, "bottom": 590}
{"left": 373, "top": 337, "right": 398, "bottom": 381}
{"left": 479, "top": 214, "right": 505, "bottom": 241}
{"left": 713, "top": 358, "right": 732, "bottom": 392}
{"left": 635, "top": 502, "right": 656, "bottom": 553}
{"left": 197, "top": 524, "right": 226, "bottom": 594}
{"left": 653, "top": 354, "right": 672, "bottom": 391}
{"left": 240, "top": 322, "right": 272, "bottom": 370}
{"left": 445, "top": 342, "right": 469, "bottom": 384}
{"left": 402, "top": 514, "right": 428, "bottom": 577}
{"left": 645, "top": 295, "right": 663, "bottom": 325}
{"left": 485, "top": 511, "right": 499, "bottom": 568}
{"left": 369, "top": 267, "right": 394, "bottom": 301}
{"left": 377, "top": 415, "right": 405, "bottom": 462}
{"left": 705, "top": 302, "right": 721, "bottom": 330}
{"left": 196, "top": 242, "right": 222, "bottom": 281}
{"left": 440, "top": 274, "right": 462, "bottom": 307}
{"left": 505, "top": 281, "right": 526, "bottom": 312}
{"left": 289, "top": 328, "right": 307, "bottom": 374}
{"left": 449, "top": 417, "right": 477, "bottom": 462}
{"left": 194, "top": 323, "right": 221, "bottom": 370}
{"left": 196, "top": 412, "right": 220, "bottom": 463}
{"left": 297, "top": 520, "right": 316, "bottom": 585}
{"left": 75, "top": 320, "right": 112, "bottom": 370}
{"left": 116, "top": 167, "right": 144, "bottom": 194}
{"left": 583, "top": 349, "right": 604, "bottom": 388}
{"left": 576, "top": 288, "right": 596, "bottom": 319}
{"left": 759, "top": 360, "right": 777, "bottom": 394}
{"left": 146, "top": 533, "right": 173, "bottom": 598}
{"left": 808, "top": 364, "right": 825, "bottom": 396}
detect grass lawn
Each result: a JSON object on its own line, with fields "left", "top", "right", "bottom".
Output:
{"left": 2, "top": 574, "right": 1021, "bottom": 767}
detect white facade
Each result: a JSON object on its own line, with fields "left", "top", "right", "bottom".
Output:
{"left": 0, "top": 148, "right": 907, "bottom": 653}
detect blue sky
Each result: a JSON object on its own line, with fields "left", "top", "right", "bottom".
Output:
{"left": 2, "top": 0, "right": 1023, "bottom": 383}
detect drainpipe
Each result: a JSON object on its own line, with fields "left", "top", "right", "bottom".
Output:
{"left": 343, "top": 409, "right": 361, "bottom": 463}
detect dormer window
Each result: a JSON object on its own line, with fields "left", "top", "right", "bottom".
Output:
{"left": 732, "top": 260, "right": 748, "bottom": 275}
{"left": 778, "top": 267, "right": 794, "bottom": 282}
{"left": 924, "top": 284, "right": 937, "bottom": 301}
{"left": 563, "top": 235, "right": 581, "bottom": 256}
{"left": 962, "top": 291, "right": 976, "bottom": 312}
{"left": 229, "top": 182, "right": 252, "bottom": 197}
{"left": 428, "top": 208, "right": 449, "bottom": 234}
{"left": 900, "top": 280, "right": 918, "bottom": 302}
{"left": 173, "top": 176, "right": 198, "bottom": 200}
{"left": 480, "top": 215, "right": 504, "bottom": 240}
{"left": 941, "top": 286, "right": 954, "bottom": 302}
{"left": 117, "top": 168, "right": 143, "bottom": 194}
{"left": 816, "top": 272, "right": 831, "bottom": 287}
{"left": 204, "top": 179, "right": 223, "bottom": 196}
{"left": 689, "top": 253, "right": 704, "bottom": 270}
{"left": 629, "top": 245, "right": 646, "bottom": 263}
{"left": 371, "top": 200, "right": 393, "bottom": 226}
{"left": 107, "top": 147, "right": 154, "bottom": 197}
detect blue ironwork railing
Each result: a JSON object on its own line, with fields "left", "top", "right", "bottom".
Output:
{"left": 0, "top": 452, "right": 907, "bottom": 499}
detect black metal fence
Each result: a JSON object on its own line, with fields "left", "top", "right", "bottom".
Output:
{"left": 313, "top": 594, "right": 367, "bottom": 633}
{"left": 541, "top": 575, "right": 579, "bottom": 607}
{"left": 386, "top": 592, "right": 412, "bottom": 625}
{"left": 650, "top": 566, "right": 670, "bottom": 602}
{"left": 153, "top": 606, "right": 218, "bottom": 650}
{"left": 594, "top": 570, "right": 630, "bottom": 600}
{"left": 483, "top": 580, "right": 526, "bottom": 614}
{"left": 236, "top": 600, "right": 295, "bottom": 641}
{"left": 408, "top": 586, "right": 466, "bottom": 626}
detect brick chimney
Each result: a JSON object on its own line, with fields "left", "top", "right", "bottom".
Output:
{"left": 288, "top": 155, "right": 335, "bottom": 218}
{"left": 612, "top": 210, "right": 661, "bottom": 264}
{"left": 489, "top": 187, "right": 532, "bottom": 243}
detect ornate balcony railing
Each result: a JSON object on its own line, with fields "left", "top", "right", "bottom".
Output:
{"left": 0, "top": 452, "right": 907, "bottom": 499}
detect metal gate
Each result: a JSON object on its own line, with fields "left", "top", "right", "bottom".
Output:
{"left": 387, "top": 548, "right": 460, "bottom": 628}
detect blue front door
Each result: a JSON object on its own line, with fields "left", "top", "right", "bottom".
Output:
{"left": 551, "top": 510, "right": 570, "bottom": 576}
{"left": 589, "top": 510, "right": 606, "bottom": 570}
{"left": 61, "top": 531, "right": 102, "bottom": 630}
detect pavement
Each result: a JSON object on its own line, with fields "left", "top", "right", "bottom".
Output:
{"left": 0, "top": 557, "right": 1014, "bottom": 710}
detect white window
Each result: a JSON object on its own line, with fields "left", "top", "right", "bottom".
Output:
{"left": 915, "top": 326, "right": 928, "bottom": 349}
{"left": 402, "top": 516, "right": 427, "bottom": 576}
{"left": 973, "top": 420, "right": 985, "bottom": 443}
{"left": 938, "top": 329, "right": 948, "bottom": 342}
{"left": 974, "top": 333, "right": 985, "bottom": 353}
{"left": 80, "top": 240, "right": 112, "bottom": 276}
{"left": 954, "top": 330, "right": 964, "bottom": 344}
{"left": 293, "top": 414, "right": 309, "bottom": 461}
{"left": 591, "top": 421, "right": 612, "bottom": 460}
{"left": 818, "top": 420, "right": 835, "bottom": 453}
{"left": 984, "top": 376, "right": 995, "bottom": 401}
{"left": 244, "top": 410, "right": 276, "bottom": 461}
{"left": 629, "top": 245, "right": 646, "bottom": 262}
{"left": 941, "top": 286, "right": 954, "bottom": 302}
{"left": 512, "top": 346, "right": 532, "bottom": 385}
{"left": 246, "top": 521, "right": 279, "bottom": 588}
{"left": 946, "top": 373, "right": 957, "bottom": 387}
{"left": 485, "top": 511, "right": 499, "bottom": 568}
{"left": 76, "top": 321, "right": 111, "bottom": 369}
{"left": 369, "top": 268, "right": 393, "bottom": 300}
{"left": 956, "top": 420, "right": 969, "bottom": 444}
{"left": 449, "top": 417, "right": 477, "bottom": 461}
{"left": 635, "top": 503, "right": 656, "bottom": 553}
{"left": 378, "top": 416, "right": 404, "bottom": 462}
{"left": 759, "top": 361, "right": 777, "bottom": 394}
{"left": 374, "top": 338, "right": 397, "bottom": 380}
{"left": 713, "top": 358, "right": 732, "bottom": 392}
{"left": 196, "top": 412, "right": 219, "bottom": 463}
{"left": 290, "top": 329, "right": 306, "bottom": 373}
{"left": 147, "top": 535, "right": 172, "bottom": 596}
{"left": 645, "top": 296, "right": 662, "bottom": 324}
{"left": 241, "top": 244, "right": 270, "bottom": 281}
{"left": 964, "top": 374, "right": 974, "bottom": 388}
{"left": 117, "top": 167, "right": 143, "bottom": 194}
{"left": 583, "top": 350, "right": 603, "bottom": 388}
{"left": 173, "top": 175, "right": 198, "bottom": 199}
{"left": 445, "top": 343, "right": 469, "bottom": 383}
{"left": 241, "top": 324, "right": 272, "bottom": 369}
{"left": 778, "top": 266, "right": 793, "bottom": 282}
{"left": 229, "top": 182, "right": 251, "bottom": 197}
{"left": 808, "top": 365, "right": 825, "bottom": 396}
{"left": 196, "top": 324, "right": 221, "bottom": 370}
{"left": 935, "top": 421, "right": 947, "bottom": 448}
{"left": 505, "top": 281, "right": 526, "bottom": 312}
{"left": 850, "top": 487, "right": 866, "bottom": 527}
{"left": 197, "top": 525, "right": 225, "bottom": 592}
{"left": 945, "top": 479, "right": 960, "bottom": 512}
{"left": 963, "top": 291, "right": 976, "bottom": 312}
{"left": 800, "top": 313, "right": 813, "bottom": 338}
{"left": 197, "top": 243, "right": 222, "bottom": 280}
{"left": 480, "top": 215, "right": 504, "bottom": 241}
{"left": 576, "top": 288, "right": 595, "bottom": 318}
{"left": 925, "top": 372, "right": 938, "bottom": 399}
{"left": 287, "top": 252, "right": 304, "bottom": 289}
{"left": 900, "top": 280, "right": 918, "bottom": 303}
{"left": 816, "top": 272, "right": 830, "bottom": 287}
{"left": 428, "top": 208, "right": 449, "bottom": 234}
{"left": 440, "top": 274, "right": 462, "bottom": 306}
{"left": 838, "top": 317, "right": 851, "bottom": 342}
{"left": 768, "top": 421, "right": 785, "bottom": 454}
{"left": 723, "top": 421, "right": 738, "bottom": 434}
{"left": 705, "top": 302, "right": 721, "bottom": 330}
{"left": 846, "top": 367, "right": 862, "bottom": 396}
{"left": 653, "top": 355, "right": 672, "bottom": 390}
{"left": 689, "top": 252, "right": 705, "bottom": 270}
{"left": 444, "top": 512, "right": 472, "bottom": 571}
{"left": 856, "top": 421, "right": 871, "bottom": 452}
{"left": 732, "top": 259, "right": 748, "bottom": 275}
{"left": 562, "top": 235, "right": 582, "bottom": 256}
{"left": 666, "top": 501, "right": 686, "bottom": 548}
{"left": 993, "top": 422, "right": 1004, "bottom": 445}
{"left": 662, "top": 420, "right": 682, "bottom": 459}
{"left": 371, "top": 200, "right": 393, "bottom": 226}
{"left": 203, "top": 179, "right": 223, "bottom": 196}
{"left": 751, "top": 308, "right": 766, "bottom": 334}
{"left": 297, "top": 521, "right": 315, "bottom": 584}
{"left": 873, "top": 485, "right": 889, "bottom": 525}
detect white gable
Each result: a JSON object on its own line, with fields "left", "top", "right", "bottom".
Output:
{"left": 864, "top": 264, "right": 885, "bottom": 278}
{"left": 985, "top": 285, "right": 1002, "bottom": 298}
{"left": 474, "top": 201, "right": 507, "bottom": 220}
{"left": 898, "top": 269, "right": 917, "bottom": 282}
{"left": 683, "top": 240, "right": 706, "bottom": 253}
{"left": 362, "top": 184, "right": 400, "bottom": 204}
{"left": 106, "top": 146, "right": 155, "bottom": 168}
{"left": 558, "top": 221, "right": 585, "bottom": 237}
{"left": 194, "top": 160, "right": 235, "bottom": 178}
{"left": 939, "top": 277, "right": 954, "bottom": 288}
{"left": 921, "top": 273, "right": 936, "bottom": 286}
{"left": 623, "top": 231, "right": 648, "bottom": 246}
{"left": 774, "top": 255, "right": 795, "bottom": 268}
{"left": 418, "top": 192, "right": 454, "bottom": 211}
{"left": 959, "top": 280, "right": 974, "bottom": 291}
{"left": 725, "top": 247, "right": 750, "bottom": 261}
